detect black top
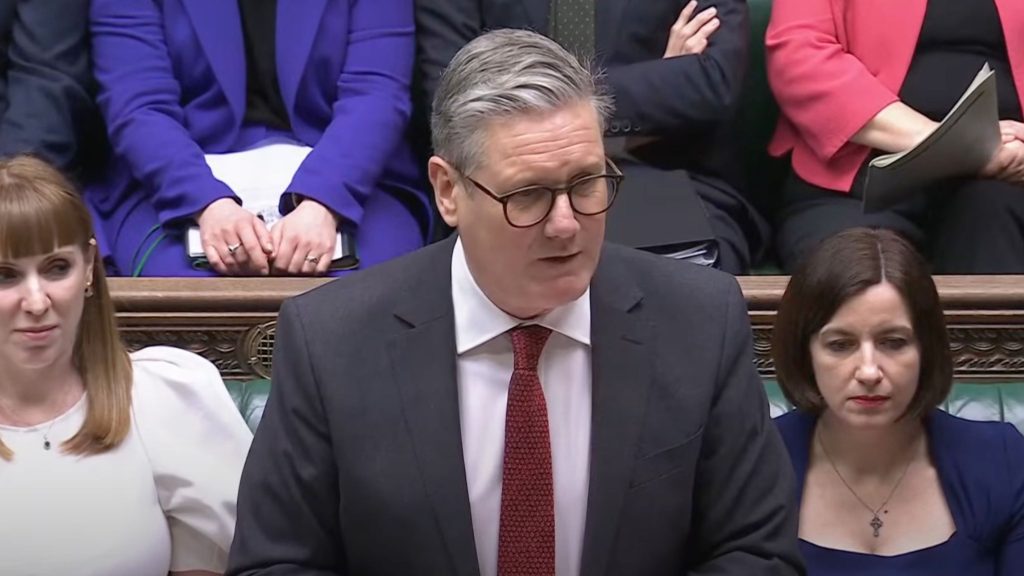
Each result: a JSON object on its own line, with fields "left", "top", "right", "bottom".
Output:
{"left": 239, "top": 0, "right": 291, "bottom": 131}
{"left": 900, "top": 0, "right": 1022, "bottom": 122}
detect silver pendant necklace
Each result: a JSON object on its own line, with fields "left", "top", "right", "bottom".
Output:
{"left": 41, "top": 416, "right": 59, "bottom": 450}
{"left": 0, "top": 393, "right": 70, "bottom": 451}
{"left": 816, "top": 430, "right": 915, "bottom": 538}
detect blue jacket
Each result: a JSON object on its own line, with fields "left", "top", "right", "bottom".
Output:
{"left": 86, "top": 0, "right": 427, "bottom": 257}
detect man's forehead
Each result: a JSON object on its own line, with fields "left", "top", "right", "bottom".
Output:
{"left": 484, "top": 104, "right": 600, "bottom": 142}
{"left": 478, "top": 107, "right": 605, "bottom": 183}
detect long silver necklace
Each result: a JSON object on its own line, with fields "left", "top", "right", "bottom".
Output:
{"left": 816, "top": 430, "right": 915, "bottom": 538}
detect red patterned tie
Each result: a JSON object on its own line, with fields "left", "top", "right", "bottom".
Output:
{"left": 497, "top": 325, "right": 556, "bottom": 576}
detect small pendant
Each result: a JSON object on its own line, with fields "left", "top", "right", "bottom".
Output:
{"left": 870, "top": 515, "right": 883, "bottom": 537}
{"left": 43, "top": 439, "right": 51, "bottom": 451}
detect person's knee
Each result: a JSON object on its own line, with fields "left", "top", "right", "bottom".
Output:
{"left": 932, "top": 180, "right": 1024, "bottom": 273}
{"left": 944, "top": 180, "right": 1024, "bottom": 229}
{"left": 775, "top": 216, "right": 841, "bottom": 273}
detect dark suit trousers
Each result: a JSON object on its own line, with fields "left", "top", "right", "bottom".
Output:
{"left": 776, "top": 170, "right": 1024, "bottom": 274}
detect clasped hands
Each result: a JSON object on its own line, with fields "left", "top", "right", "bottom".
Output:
{"left": 197, "top": 197, "right": 339, "bottom": 276}
{"left": 981, "top": 120, "right": 1024, "bottom": 185}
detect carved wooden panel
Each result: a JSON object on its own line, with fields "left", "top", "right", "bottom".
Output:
{"left": 121, "top": 327, "right": 246, "bottom": 377}
{"left": 948, "top": 326, "right": 1024, "bottom": 378}
{"left": 240, "top": 321, "right": 277, "bottom": 379}
{"left": 752, "top": 325, "right": 775, "bottom": 376}
{"left": 117, "top": 313, "right": 277, "bottom": 380}
{"left": 110, "top": 276, "right": 1024, "bottom": 381}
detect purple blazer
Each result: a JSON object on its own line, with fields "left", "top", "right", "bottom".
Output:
{"left": 86, "top": 0, "right": 428, "bottom": 259}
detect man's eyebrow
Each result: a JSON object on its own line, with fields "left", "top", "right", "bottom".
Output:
{"left": 505, "top": 163, "right": 607, "bottom": 191}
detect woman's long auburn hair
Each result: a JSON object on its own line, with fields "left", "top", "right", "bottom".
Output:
{"left": 0, "top": 155, "right": 132, "bottom": 460}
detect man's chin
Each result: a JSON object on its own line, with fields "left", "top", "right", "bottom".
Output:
{"left": 538, "top": 275, "right": 590, "bottom": 308}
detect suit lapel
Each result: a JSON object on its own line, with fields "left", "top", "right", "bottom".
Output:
{"left": 580, "top": 249, "right": 651, "bottom": 576}
{"left": 276, "top": 0, "right": 328, "bottom": 119}
{"left": 181, "top": 0, "right": 246, "bottom": 123}
{"left": 389, "top": 238, "right": 481, "bottom": 576}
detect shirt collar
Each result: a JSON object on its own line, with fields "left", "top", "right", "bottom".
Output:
{"left": 451, "top": 237, "right": 591, "bottom": 354}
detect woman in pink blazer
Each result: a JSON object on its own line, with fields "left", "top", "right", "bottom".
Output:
{"left": 766, "top": 0, "right": 1024, "bottom": 273}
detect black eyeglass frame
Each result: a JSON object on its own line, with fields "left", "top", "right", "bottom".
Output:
{"left": 458, "top": 157, "right": 625, "bottom": 228}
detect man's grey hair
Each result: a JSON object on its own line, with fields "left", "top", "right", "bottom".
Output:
{"left": 431, "top": 29, "right": 614, "bottom": 175}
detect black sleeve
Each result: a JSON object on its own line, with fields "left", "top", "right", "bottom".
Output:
{"left": 604, "top": 0, "right": 749, "bottom": 137}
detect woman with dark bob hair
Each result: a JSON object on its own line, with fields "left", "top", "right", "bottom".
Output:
{"left": 772, "top": 227, "right": 1024, "bottom": 574}
{"left": 0, "top": 155, "right": 252, "bottom": 575}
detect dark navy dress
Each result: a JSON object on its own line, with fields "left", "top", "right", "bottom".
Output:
{"left": 775, "top": 410, "right": 1024, "bottom": 575}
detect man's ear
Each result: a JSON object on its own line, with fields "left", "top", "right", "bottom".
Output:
{"left": 428, "top": 156, "right": 462, "bottom": 229}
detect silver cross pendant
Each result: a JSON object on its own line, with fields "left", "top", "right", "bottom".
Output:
{"left": 870, "top": 515, "right": 883, "bottom": 537}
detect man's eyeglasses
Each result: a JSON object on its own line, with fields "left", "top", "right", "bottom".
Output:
{"left": 459, "top": 158, "right": 624, "bottom": 228}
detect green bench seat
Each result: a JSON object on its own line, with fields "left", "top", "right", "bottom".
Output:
{"left": 227, "top": 380, "right": 1024, "bottom": 435}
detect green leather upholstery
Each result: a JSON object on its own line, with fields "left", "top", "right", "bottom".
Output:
{"left": 226, "top": 378, "right": 1024, "bottom": 434}
{"left": 766, "top": 381, "right": 1024, "bottom": 433}
{"left": 225, "top": 379, "right": 271, "bottom": 433}
{"left": 739, "top": 0, "right": 788, "bottom": 227}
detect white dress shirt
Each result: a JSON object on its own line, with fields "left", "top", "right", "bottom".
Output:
{"left": 452, "top": 238, "right": 592, "bottom": 576}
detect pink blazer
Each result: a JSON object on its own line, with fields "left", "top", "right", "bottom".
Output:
{"left": 766, "top": 0, "right": 1024, "bottom": 193}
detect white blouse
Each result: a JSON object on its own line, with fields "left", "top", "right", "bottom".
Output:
{"left": 0, "top": 346, "right": 253, "bottom": 575}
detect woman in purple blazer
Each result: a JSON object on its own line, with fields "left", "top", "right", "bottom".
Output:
{"left": 87, "top": 0, "right": 430, "bottom": 276}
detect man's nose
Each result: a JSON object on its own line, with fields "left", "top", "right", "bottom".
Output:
{"left": 544, "top": 193, "right": 581, "bottom": 239}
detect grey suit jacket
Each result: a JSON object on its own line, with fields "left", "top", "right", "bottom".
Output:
{"left": 228, "top": 237, "right": 803, "bottom": 575}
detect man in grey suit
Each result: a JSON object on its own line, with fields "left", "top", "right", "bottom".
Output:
{"left": 228, "top": 29, "right": 802, "bottom": 576}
